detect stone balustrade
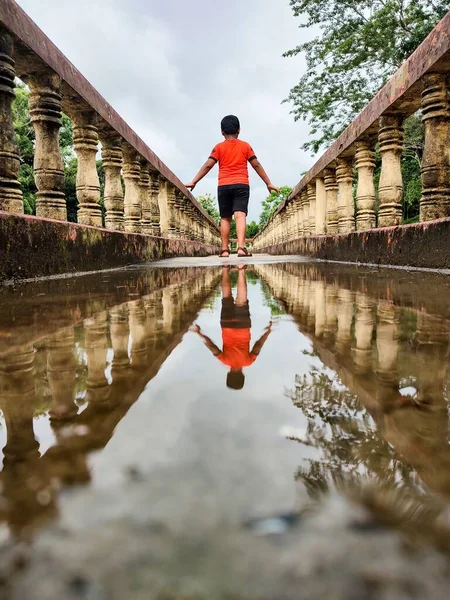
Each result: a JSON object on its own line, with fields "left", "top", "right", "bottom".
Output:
{"left": 253, "top": 10, "right": 450, "bottom": 256}
{"left": 0, "top": 0, "right": 220, "bottom": 250}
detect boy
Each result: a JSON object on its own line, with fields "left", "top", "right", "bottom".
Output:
{"left": 185, "top": 115, "right": 280, "bottom": 257}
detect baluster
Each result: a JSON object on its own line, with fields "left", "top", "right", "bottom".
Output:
{"left": 0, "top": 27, "right": 23, "bottom": 213}
{"left": 110, "top": 304, "right": 130, "bottom": 382}
{"left": 140, "top": 161, "right": 152, "bottom": 234}
{"left": 315, "top": 280, "right": 326, "bottom": 338}
{"left": 378, "top": 115, "right": 404, "bottom": 226}
{"left": 307, "top": 182, "right": 316, "bottom": 234}
{"left": 336, "top": 156, "right": 355, "bottom": 232}
{"left": 28, "top": 71, "right": 66, "bottom": 220}
{"left": 149, "top": 173, "right": 161, "bottom": 236}
{"left": 324, "top": 166, "right": 339, "bottom": 233}
{"left": 336, "top": 289, "right": 354, "bottom": 355}
{"left": 355, "top": 138, "right": 376, "bottom": 230}
{"left": 420, "top": 72, "right": 450, "bottom": 220}
{"left": 301, "top": 189, "right": 309, "bottom": 235}
{"left": 315, "top": 177, "right": 327, "bottom": 234}
{"left": 122, "top": 143, "right": 142, "bottom": 233}
{"left": 73, "top": 110, "right": 102, "bottom": 226}
{"left": 100, "top": 132, "right": 124, "bottom": 230}
{"left": 84, "top": 313, "right": 109, "bottom": 404}
{"left": 166, "top": 183, "right": 178, "bottom": 238}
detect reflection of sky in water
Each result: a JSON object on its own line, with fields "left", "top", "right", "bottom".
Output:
{"left": 0, "top": 263, "right": 449, "bottom": 539}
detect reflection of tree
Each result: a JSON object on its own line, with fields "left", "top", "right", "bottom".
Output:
{"left": 289, "top": 366, "right": 449, "bottom": 547}
{"left": 260, "top": 281, "right": 285, "bottom": 316}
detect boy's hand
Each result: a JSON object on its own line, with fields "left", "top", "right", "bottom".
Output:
{"left": 185, "top": 182, "right": 196, "bottom": 191}
{"left": 267, "top": 184, "right": 280, "bottom": 195}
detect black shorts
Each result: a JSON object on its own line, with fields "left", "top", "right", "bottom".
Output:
{"left": 218, "top": 184, "right": 250, "bottom": 218}
{"left": 220, "top": 297, "right": 251, "bottom": 329}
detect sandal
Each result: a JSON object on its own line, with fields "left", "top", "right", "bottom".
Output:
{"left": 237, "top": 246, "right": 252, "bottom": 257}
{"left": 219, "top": 248, "right": 230, "bottom": 257}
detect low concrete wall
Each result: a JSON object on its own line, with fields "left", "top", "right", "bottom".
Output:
{"left": 257, "top": 218, "right": 450, "bottom": 270}
{"left": 0, "top": 211, "right": 219, "bottom": 282}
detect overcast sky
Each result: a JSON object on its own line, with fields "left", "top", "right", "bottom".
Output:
{"left": 17, "top": 0, "right": 314, "bottom": 222}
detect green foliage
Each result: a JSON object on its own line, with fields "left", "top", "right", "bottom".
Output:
{"left": 259, "top": 186, "right": 292, "bottom": 227}
{"left": 198, "top": 193, "right": 220, "bottom": 224}
{"left": 284, "top": 0, "right": 447, "bottom": 153}
{"left": 246, "top": 220, "right": 260, "bottom": 238}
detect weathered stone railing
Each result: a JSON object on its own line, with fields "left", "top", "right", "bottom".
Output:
{"left": 254, "top": 11, "right": 450, "bottom": 266}
{"left": 0, "top": 0, "right": 220, "bottom": 251}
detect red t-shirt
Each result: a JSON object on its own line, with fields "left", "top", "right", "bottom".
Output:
{"left": 209, "top": 139, "right": 256, "bottom": 186}
{"left": 217, "top": 327, "right": 257, "bottom": 370}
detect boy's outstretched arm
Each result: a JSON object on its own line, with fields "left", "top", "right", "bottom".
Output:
{"left": 249, "top": 158, "right": 280, "bottom": 194}
{"left": 185, "top": 158, "right": 217, "bottom": 191}
{"left": 250, "top": 322, "right": 273, "bottom": 357}
{"left": 190, "top": 323, "right": 221, "bottom": 357}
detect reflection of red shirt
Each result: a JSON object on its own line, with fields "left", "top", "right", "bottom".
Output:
{"left": 217, "top": 328, "right": 257, "bottom": 370}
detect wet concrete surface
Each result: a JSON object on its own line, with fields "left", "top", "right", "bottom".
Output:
{"left": 0, "top": 257, "right": 449, "bottom": 598}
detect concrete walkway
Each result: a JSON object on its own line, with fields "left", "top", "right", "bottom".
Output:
{"left": 150, "top": 253, "right": 312, "bottom": 268}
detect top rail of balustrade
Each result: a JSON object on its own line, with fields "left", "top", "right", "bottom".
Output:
{"left": 274, "top": 9, "right": 450, "bottom": 218}
{"left": 0, "top": 0, "right": 218, "bottom": 229}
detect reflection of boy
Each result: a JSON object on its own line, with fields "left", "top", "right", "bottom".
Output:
{"left": 191, "top": 267, "right": 272, "bottom": 390}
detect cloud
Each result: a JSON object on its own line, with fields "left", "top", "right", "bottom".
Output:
{"left": 17, "top": 0, "right": 314, "bottom": 221}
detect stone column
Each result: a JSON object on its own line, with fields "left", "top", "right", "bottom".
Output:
{"left": 336, "top": 156, "right": 355, "bottom": 232}
{"left": 175, "top": 190, "right": 186, "bottom": 237}
{"left": 140, "top": 161, "right": 152, "bottom": 234}
{"left": 28, "top": 72, "right": 66, "bottom": 220}
{"left": 307, "top": 182, "right": 316, "bottom": 235}
{"left": 0, "top": 28, "right": 23, "bottom": 213}
{"left": 315, "top": 177, "right": 327, "bottom": 234}
{"left": 355, "top": 139, "right": 376, "bottom": 230}
{"left": 378, "top": 115, "right": 404, "bottom": 227}
{"left": 420, "top": 72, "right": 450, "bottom": 220}
{"left": 100, "top": 134, "right": 124, "bottom": 231}
{"left": 301, "top": 189, "right": 309, "bottom": 235}
{"left": 324, "top": 166, "right": 339, "bottom": 233}
{"left": 122, "top": 143, "right": 142, "bottom": 233}
{"left": 157, "top": 178, "right": 169, "bottom": 235}
{"left": 73, "top": 111, "right": 102, "bottom": 226}
{"left": 149, "top": 173, "right": 161, "bottom": 236}
{"left": 165, "top": 184, "right": 178, "bottom": 238}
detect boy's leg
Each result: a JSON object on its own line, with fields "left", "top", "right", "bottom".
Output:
{"left": 234, "top": 211, "right": 246, "bottom": 251}
{"left": 235, "top": 266, "right": 248, "bottom": 306}
{"left": 220, "top": 217, "right": 232, "bottom": 250}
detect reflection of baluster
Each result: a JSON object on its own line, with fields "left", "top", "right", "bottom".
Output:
{"left": 324, "top": 285, "right": 338, "bottom": 341}
{"left": 129, "top": 300, "right": 148, "bottom": 371}
{"left": 307, "top": 282, "right": 316, "bottom": 332}
{"left": 47, "top": 328, "right": 77, "bottom": 425}
{"left": 84, "top": 313, "right": 109, "bottom": 404}
{"left": 353, "top": 293, "right": 374, "bottom": 374}
{"left": 110, "top": 305, "right": 130, "bottom": 382}
{"left": 315, "top": 281, "right": 326, "bottom": 338}
{"left": 336, "top": 289, "right": 354, "bottom": 355}
{"left": 0, "top": 345, "right": 56, "bottom": 536}
{"left": 414, "top": 312, "right": 449, "bottom": 408}
{"left": 376, "top": 303, "right": 399, "bottom": 384}
{"left": 0, "top": 346, "right": 38, "bottom": 464}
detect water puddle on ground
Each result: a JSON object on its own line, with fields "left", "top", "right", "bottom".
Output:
{"left": 0, "top": 260, "right": 449, "bottom": 549}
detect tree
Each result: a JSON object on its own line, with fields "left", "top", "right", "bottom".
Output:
{"left": 259, "top": 186, "right": 292, "bottom": 227}
{"left": 197, "top": 193, "right": 220, "bottom": 224}
{"left": 246, "top": 220, "right": 260, "bottom": 238}
{"left": 284, "top": 0, "right": 448, "bottom": 153}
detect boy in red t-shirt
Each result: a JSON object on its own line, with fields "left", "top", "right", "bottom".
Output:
{"left": 185, "top": 115, "right": 280, "bottom": 258}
